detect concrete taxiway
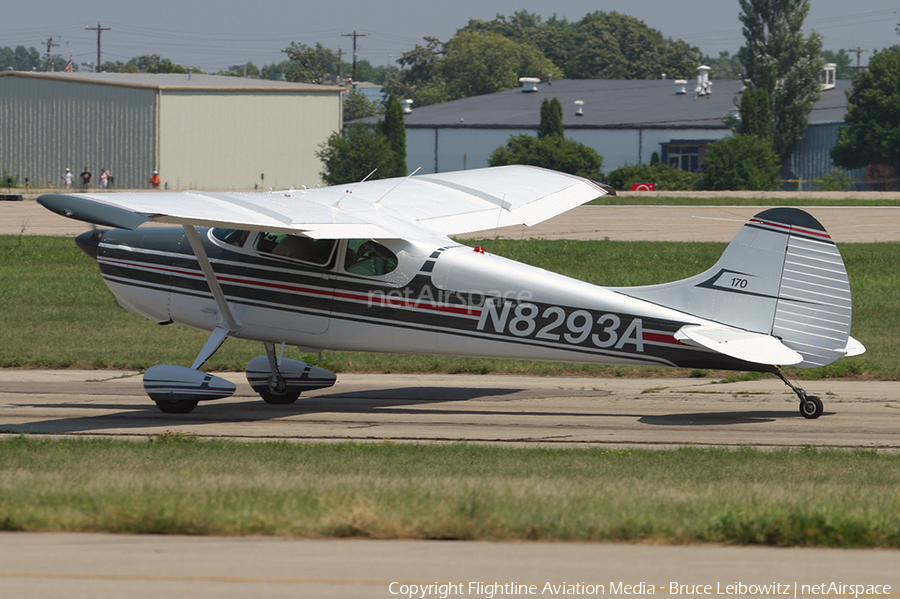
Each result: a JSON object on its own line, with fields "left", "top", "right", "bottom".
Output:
{"left": 1, "top": 370, "right": 898, "bottom": 448}
{"left": 4, "top": 198, "right": 900, "bottom": 242}
{"left": 2, "top": 533, "right": 898, "bottom": 599}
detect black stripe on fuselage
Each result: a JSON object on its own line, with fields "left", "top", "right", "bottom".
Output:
{"left": 98, "top": 233, "right": 766, "bottom": 372}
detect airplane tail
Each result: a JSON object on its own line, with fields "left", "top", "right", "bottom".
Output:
{"left": 617, "top": 208, "right": 862, "bottom": 368}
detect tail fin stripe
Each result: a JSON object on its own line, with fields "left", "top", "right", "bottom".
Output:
{"left": 747, "top": 222, "right": 835, "bottom": 244}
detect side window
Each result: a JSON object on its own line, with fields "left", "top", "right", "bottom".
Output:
{"left": 254, "top": 233, "right": 336, "bottom": 267}
{"left": 211, "top": 228, "right": 250, "bottom": 247}
{"left": 343, "top": 239, "right": 398, "bottom": 276}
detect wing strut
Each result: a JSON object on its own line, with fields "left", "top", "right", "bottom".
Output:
{"left": 182, "top": 225, "right": 242, "bottom": 333}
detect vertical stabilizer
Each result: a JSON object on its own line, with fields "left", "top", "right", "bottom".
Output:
{"left": 617, "top": 208, "right": 855, "bottom": 368}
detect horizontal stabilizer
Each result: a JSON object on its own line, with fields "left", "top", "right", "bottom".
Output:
{"left": 674, "top": 325, "right": 804, "bottom": 366}
{"left": 841, "top": 336, "right": 866, "bottom": 357}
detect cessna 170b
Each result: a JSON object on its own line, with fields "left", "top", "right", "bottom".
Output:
{"left": 38, "top": 165, "right": 864, "bottom": 418}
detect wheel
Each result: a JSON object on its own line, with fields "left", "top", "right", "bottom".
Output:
{"left": 259, "top": 390, "right": 301, "bottom": 405}
{"left": 154, "top": 400, "right": 199, "bottom": 414}
{"left": 799, "top": 395, "right": 823, "bottom": 419}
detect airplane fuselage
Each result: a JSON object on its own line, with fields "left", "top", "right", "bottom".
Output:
{"left": 92, "top": 227, "right": 761, "bottom": 373}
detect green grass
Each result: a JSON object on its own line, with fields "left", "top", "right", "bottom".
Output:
{"left": 1, "top": 437, "right": 897, "bottom": 546}
{"left": 0, "top": 235, "right": 891, "bottom": 377}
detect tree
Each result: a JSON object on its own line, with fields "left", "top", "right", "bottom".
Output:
{"left": 316, "top": 123, "right": 396, "bottom": 186}
{"left": 462, "top": 11, "right": 576, "bottom": 75}
{"left": 218, "top": 62, "right": 261, "bottom": 78}
{"left": 463, "top": 11, "right": 700, "bottom": 80}
{"left": 737, "top": 88, "right": 772, "bottom": 139}
{"left": 699, "top": 135, "right": 780, "bottom": 191}
{"left": 382, "top": 32, "right": 561, "bottom": 107}
{"left": 489, "top": 136, "right": 603, "bottom": 180}
{"left": 0, "top": 46, "right": 42, "bottom": 71}
{"left": 147, "top": 59, "right": 190, "bottom": 74}
{"left": 538, "top": 98, "right": 563, "bottom": 139}
{"left": 737, "top": 0, "right": 823, "bottom": 164}
{"left": 490, "top": 96, "right": 602, "bottom": 179}
{"left": 282, "top": 42, "right": 338, "bottom": 84}
{"left": 379, "top": 94, "right": 407, "bottom": 177}
{"left": 831, "top": 50, "right": 900, "bottom": 188}
{"left": 568, "top": 12, "right": 701, "bottom": 80}
{"left": 343, "top": 88, "right": 382, "bottom": 122}
{"left": 608, "top": 163, "right": 700, "bottom": 191}
{"left": 703, "top": 51, "right": 743, "bottom": 80}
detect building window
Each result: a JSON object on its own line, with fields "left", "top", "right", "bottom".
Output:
{"left": 661, "top": 141, "right": 715, "bottom": 173}
{"left": 666, "top": 145, "right": 700, "bottom": 172}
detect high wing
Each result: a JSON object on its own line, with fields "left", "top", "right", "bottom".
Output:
{"left": 38, "top": 165, "right": 607, "bottom": 240}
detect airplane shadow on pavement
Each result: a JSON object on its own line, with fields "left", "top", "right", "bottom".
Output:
{"left": 0, "top": 385, "right": 813, "bottom": 436}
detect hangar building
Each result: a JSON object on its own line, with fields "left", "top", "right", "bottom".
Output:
{"left": 0, "top": 71, "right": 343, "bottom": 190}
{"left": 358, "top": 66, "right": 861, "bottom": 188}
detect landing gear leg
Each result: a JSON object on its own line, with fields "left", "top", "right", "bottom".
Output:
{"left": 774, "top": 367, "right": 823, "bottom": 419}
{"left": 259, "top": 342, "right": 300, "bottom": 405}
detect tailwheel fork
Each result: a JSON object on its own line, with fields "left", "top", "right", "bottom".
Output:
{"left": 774, "top": 367, "right": 823, "bottom": 419}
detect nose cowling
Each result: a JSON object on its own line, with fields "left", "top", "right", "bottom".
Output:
{"left": 75, "top": 229, "right": 106, "bottom": 260}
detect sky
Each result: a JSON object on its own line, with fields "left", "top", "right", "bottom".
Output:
{"left": 2, "top": 1, "right": 899, "bottom": 73}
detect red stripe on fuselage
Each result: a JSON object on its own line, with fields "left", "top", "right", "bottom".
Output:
{"left": 100, "top": 257, "right": 482, "bottom": 317}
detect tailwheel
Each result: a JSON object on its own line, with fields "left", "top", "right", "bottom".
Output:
{"left": 154, "top": 400, "right": 199, "bottom": 414}
{"left": 799, "top": 395, "right": 823, "bottom": 419}
{"left": 774, "top": 367, "right": 825, "bottom": 420}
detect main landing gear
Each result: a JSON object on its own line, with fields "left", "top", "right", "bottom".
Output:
{"left": 143, "top": 326, "right": 336, "bottom": 414}
{"left": 774, "top": 367, "right": 824, "bottom": 419}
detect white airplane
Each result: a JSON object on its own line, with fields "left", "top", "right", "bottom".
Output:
{"left": 38, "top": 165, "right": 864, "bottom": 418}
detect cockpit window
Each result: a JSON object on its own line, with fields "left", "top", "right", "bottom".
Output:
{"left": 211, "top": 228, "right": 250, "bottom": 247}
{"left": 343, "top": 239, "right": 398, "bottom": 276}
{"left": 254, "top": 232, "right": 336, "bottom": 267}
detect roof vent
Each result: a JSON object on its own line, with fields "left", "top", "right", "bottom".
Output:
{"left": 674, "top": 79, "right": 688, "bottom": 94}
{"left": 402, "top": 98, "right": 413, "bottom": 114}
{"left": 574, "top": 100, "right": 584, "bottom": 116}
{"left": 518, "top": 77, "right": 540, "bottom": 93}
{"left": 695, "top": 65, "right": 711, "bottom": 97}
{"left": 820, "top": 63, "right": 836, "bottom": 91}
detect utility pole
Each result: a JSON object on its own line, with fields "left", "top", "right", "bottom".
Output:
{"left": 341, "top": 29, "right": 366, "bottom": 82}
{"left": 338, "top": 48, "right": 344, "bottom": 83}
{"left": 41, "top": 36, "right": 60, "bottom": 71}
{"left": 848, "top": 47, "right": 867, "bottom": 74}
{"left": 85, "top": 23, "right": 110, "bottom": 72}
